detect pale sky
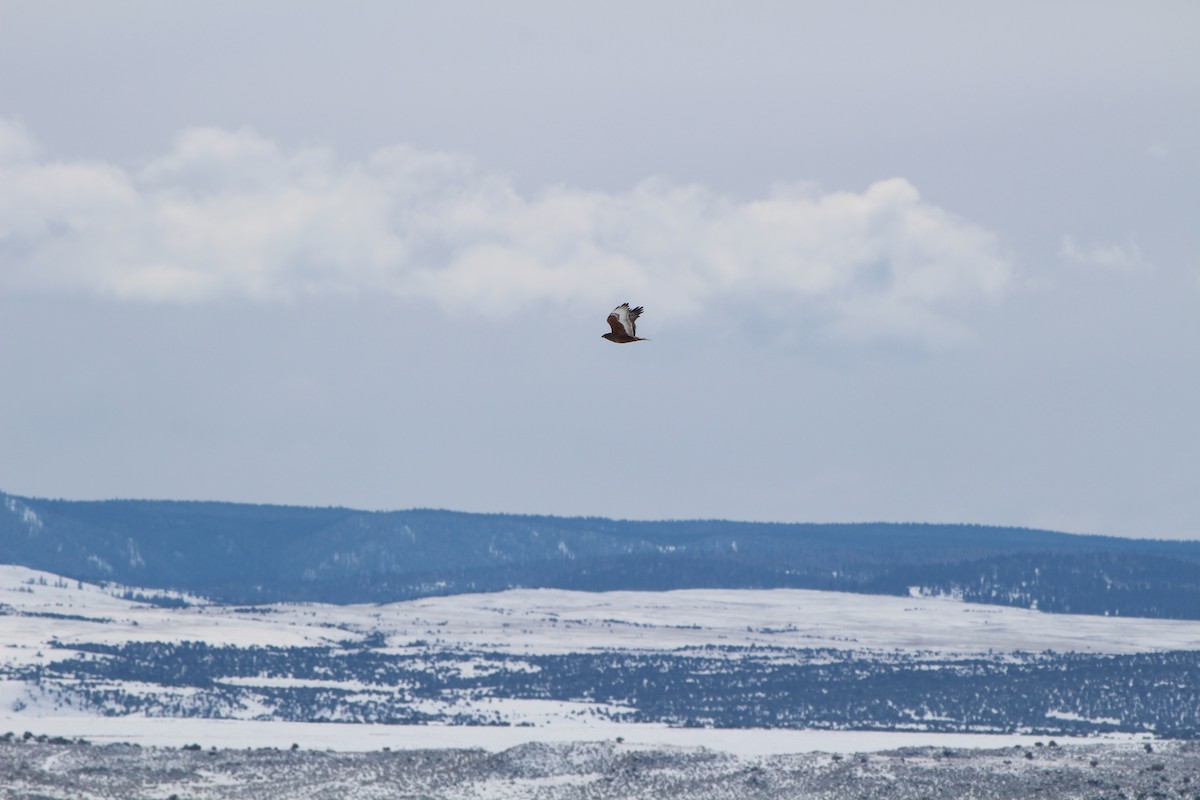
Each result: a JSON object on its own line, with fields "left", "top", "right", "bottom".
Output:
{"left": 1, "top": 1, "right": 1198, "bottom": 538}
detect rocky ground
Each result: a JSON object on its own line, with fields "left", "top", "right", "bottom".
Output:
{"left": 2, "top": 737, "right": 1198, "bottom": 800}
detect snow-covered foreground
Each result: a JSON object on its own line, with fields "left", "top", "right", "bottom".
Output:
{"left": 3, "top": 737, "right": 1195, "bottom": 800}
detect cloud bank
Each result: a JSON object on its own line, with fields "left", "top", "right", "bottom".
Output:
{"left": 0, "top": 119, "right": 1012, "bottom": 344}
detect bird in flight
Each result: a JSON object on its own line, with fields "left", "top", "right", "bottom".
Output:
{"left": 602, "top": 303, "right": 647, "bottom": 343}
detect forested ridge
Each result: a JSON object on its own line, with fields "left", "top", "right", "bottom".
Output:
{"left": 4, "top": 491, "right": 1198, "bottom": 618}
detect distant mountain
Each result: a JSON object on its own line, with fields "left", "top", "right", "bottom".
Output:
{"left": 3, "top": 490, "right": 1199, "bottom": 617}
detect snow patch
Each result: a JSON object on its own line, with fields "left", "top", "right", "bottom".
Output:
{"left": 86, "top": 555, "right": 113, "bottom": 574}
{"left": 4, "top": 497, "right": 44, "bottom": 535}
{"left": 1046, "top": 709, "right": 1122, "bottom": 726}
{"left": 0, "top": 714, "right": 1151, "bottom": 755}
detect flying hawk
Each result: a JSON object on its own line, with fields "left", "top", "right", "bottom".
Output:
{"left": 602, "top": 303, "right": 647, "bottom": 343}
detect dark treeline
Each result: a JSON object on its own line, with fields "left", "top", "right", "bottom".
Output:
{"left": 36, "top": 641, "right": 1200, "bottom": 738}
{"left": 4, "top": 491, "right": 1199, "bottom": 618}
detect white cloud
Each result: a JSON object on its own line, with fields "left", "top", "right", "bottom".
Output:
{"left": 1060, "top": 235, "right": 1151, "bottom": 275}
{"left": 0, "top": 120, "right": 1014, "bottom": 345}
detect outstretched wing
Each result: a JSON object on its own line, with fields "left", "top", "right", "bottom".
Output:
{"left": 626, "top": 305, "right": 643, "bottom": 336}
{"left": 609, "top": 303, "right": 643, "bottom": 337}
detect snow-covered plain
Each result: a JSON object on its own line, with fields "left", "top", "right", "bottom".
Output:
{"left": 1, "top": 564, "right": 1197, "bottom": 755}
{"left": 0, "top": 714, "right": 1150, "bottom": 755}
{"left": 4, "top": 565, "right": 1199, "bottom": 659}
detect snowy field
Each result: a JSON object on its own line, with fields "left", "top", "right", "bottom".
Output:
{"left": 2, "top": 736, "right": 1194, "bottom": 800}
{"left": 0, "top": 714, "right": 1151, "bottom": 756}
{"left": 4, "top": 564, "right": 1199, "bottom": 661}
{"left": 2, "top": 564, "right": 1198, "bottom": 757}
